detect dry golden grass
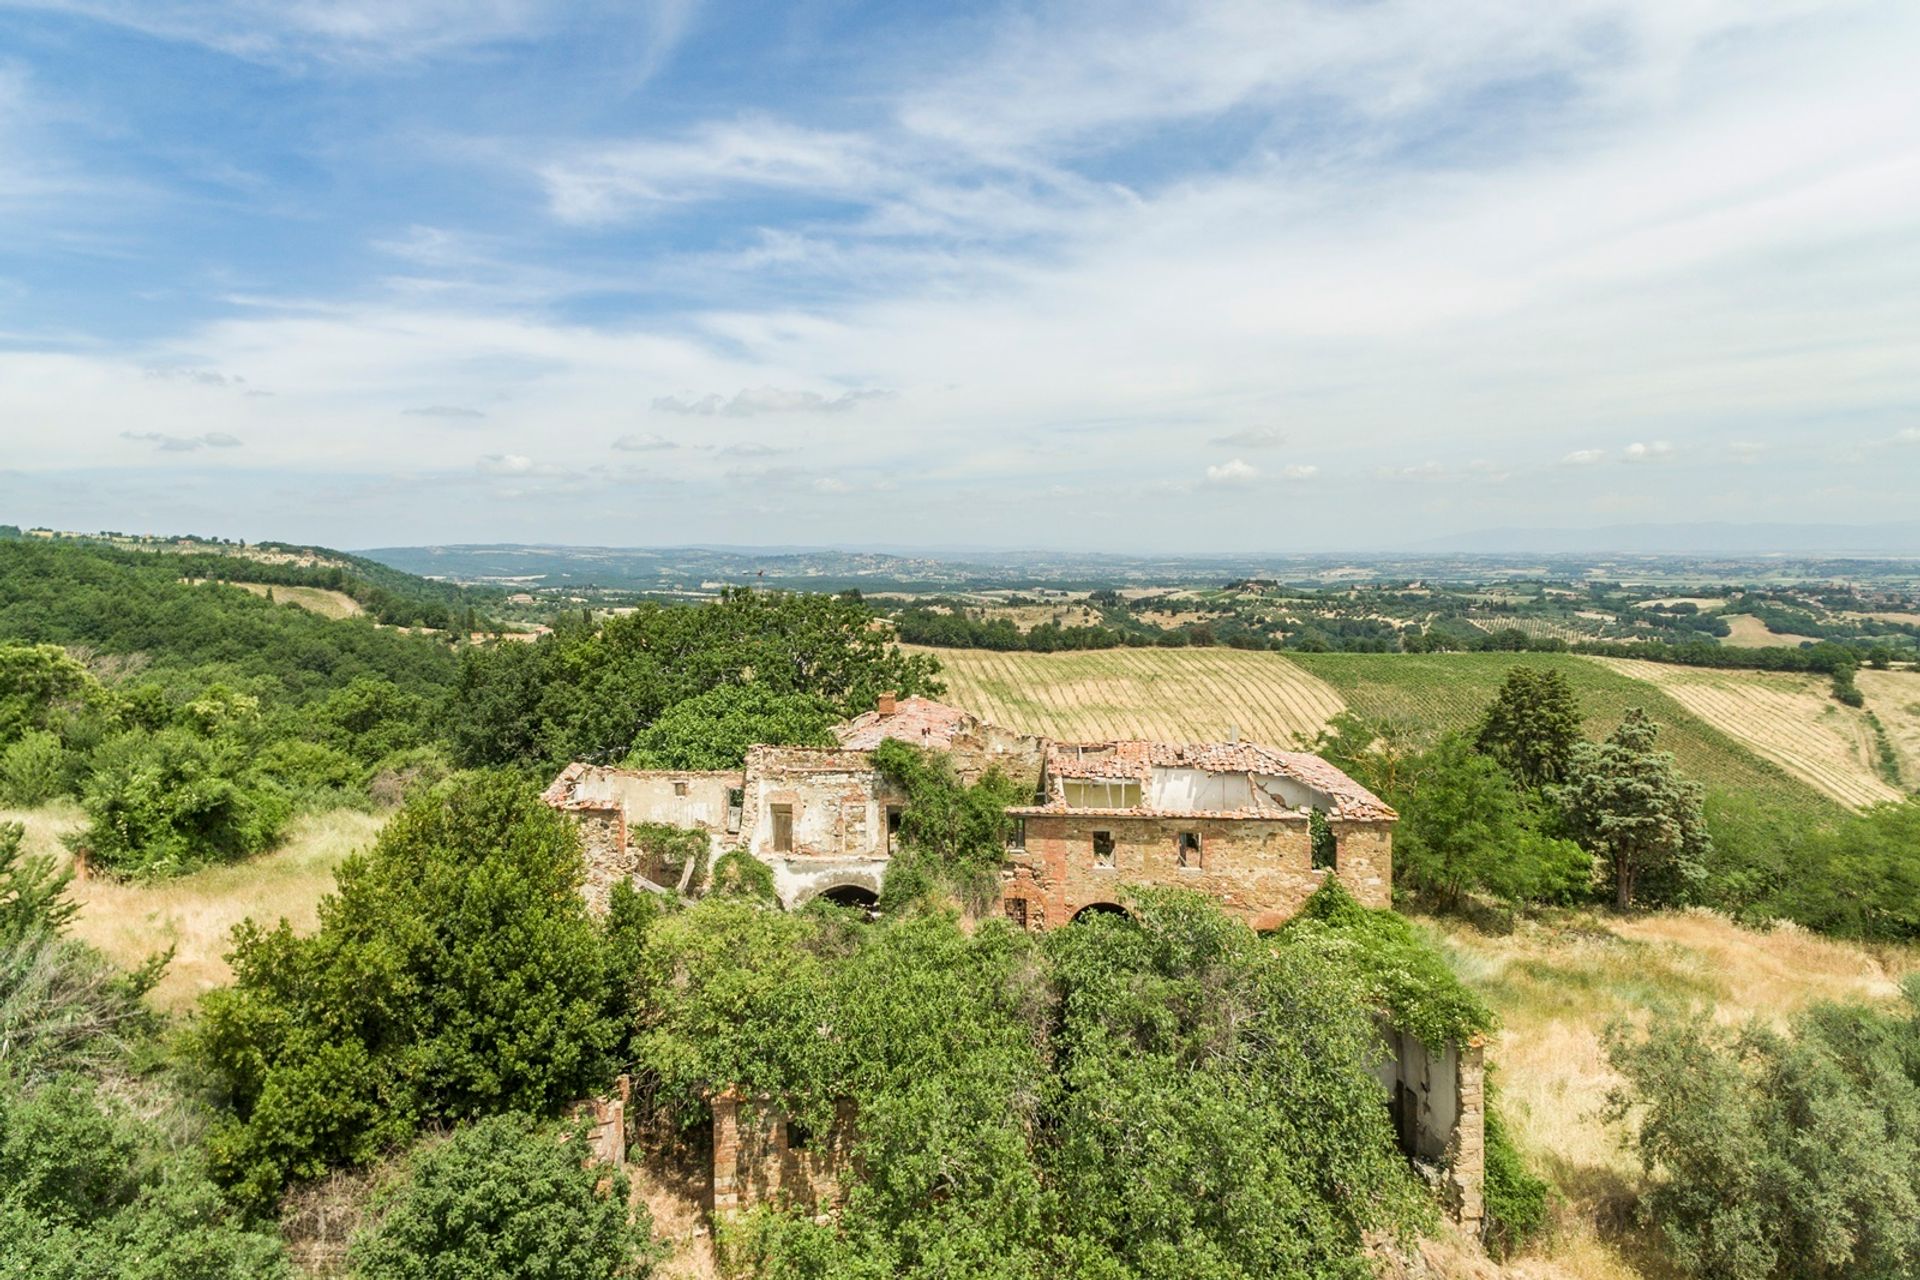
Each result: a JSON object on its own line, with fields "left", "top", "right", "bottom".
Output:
{"left": 1718, "top": 613, "right": 1819, "bottom": 648}
{"left": 1858, "top": 667, "right": 1920, "bottom": 788}
{"left": 912, "top": 645, "right": 1347, "bottom": 746}
{"left": 12, "top": 806, "right": 388, "bottom": 1011}
{"left": 1429, "top": 908, "right": 1917, "bottom": 1280}
{"left": 1588, "top": 657, "right": 1901, "bottom": 808}
{"left": 184, "top": 579, "right": 366, "bottom": 618}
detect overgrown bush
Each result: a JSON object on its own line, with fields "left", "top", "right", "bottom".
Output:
{"left": 1606, "top": 987, "right": 1920, "bottom": 1280}
{"left": 351, "top": 1114, "right": 657, "bottom": 1280}
{"left": 869, "top": 738, "right": 1025, "bottom": 911}
{"left": 1482, "top": 1102, "right": 1550, "bottom": 1257}
{"left": 197, "top": 773, "right": 623, "bottom": 1208}
{"left": 628, "top": 685, "right": 839, "bottom": 771}
{"left": 637, "top": 888, "right": 1435, "bottom": 1278}
{"left": 71, "top": 728, "right": 290, "bottom": 876}
{"left": 0, "top": 728, "right": 70, "bottom": 805}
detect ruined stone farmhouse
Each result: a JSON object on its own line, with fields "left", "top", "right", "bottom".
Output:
{"left": 545, "top": 693, "right": 1483, "bottom": 1233}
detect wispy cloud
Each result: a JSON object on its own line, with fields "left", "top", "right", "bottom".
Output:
{"left": 1623, "top": 440, "right": 1675, "bottom": 463}
{"left": 403, "top": 404, "right": 485, "bottom": 419}
{"left": 612, "top": 432, "right": 677, "bottom": 452}
{"left": 120, "top": 430, "right": 241, "bottom": 451}
{"left": 1209, "top": 426, "right": 1285, "bottom": 449}
{"left": 652, "top": 386, "right": 893, "bottom": 417}
{"left": 1561, "top": 449, "right": 1607, "bottom": 467}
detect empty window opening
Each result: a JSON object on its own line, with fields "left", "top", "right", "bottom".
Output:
{"left": 1007, "top": 816, "right": 1026, "bottom": 850}
{"left": 1092, "top": 830, "right": 1115, "bottom": 866}
{"left": 885, "top": 805, "right": 903, "bottom": 852}
{"left": 672, "top": 780, "right": 689, "bottom": 797}
{"left": 771, "top": 803, "right": 794, "bottom": 853}
{"left": 725, "top": 788, "right": 744, "bottom": 833}
{"left": 1063, "top": 779, "right": 1143, "bottom": 809}
{"left": 1309, "top": 809, "right": 1337, "bottom": 871}
{"left": 1006, "top": 898, "right": 1028, "bottom": 929}
{"left": 785, "top": 1118, "right": 812, "bottom": 1151}
{"left": 1177, "top": 831, "right": 1202, "bottom": 869}
{"left": 1072, "top": 901, "right": 1130, "bottom": 924}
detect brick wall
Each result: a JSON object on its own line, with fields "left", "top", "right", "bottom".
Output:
{"left": 711, "top": 1091, "right": 858, "bottom": 1215}
{"left": 1005, "top": 813, "right": 1394, "bottom": 931}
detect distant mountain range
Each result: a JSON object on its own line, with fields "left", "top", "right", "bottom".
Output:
{"left": 1415, "top": 522, "right": 1920, "bottom": 555}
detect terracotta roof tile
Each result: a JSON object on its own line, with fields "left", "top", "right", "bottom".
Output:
{"left": 1017, "top": 739, "right": 1395, "bottom": 822}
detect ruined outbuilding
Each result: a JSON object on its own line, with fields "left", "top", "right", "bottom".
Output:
{"left": 1001, "top": 738, "right": 1395, "bottom": 931}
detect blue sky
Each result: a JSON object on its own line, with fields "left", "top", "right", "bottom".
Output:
{"left": 1, "top": 0, "right": 1916, "bottom": 551}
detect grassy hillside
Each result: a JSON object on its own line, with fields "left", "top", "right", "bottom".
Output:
{"left": 1434, "top": 908, "right": 1918, "bottom": 1279}
{"left": 1285, "top": 651, "right": 1841, "bottom": 817}
{"left": 212, "top": 581, "right": 367, "bottom": 620}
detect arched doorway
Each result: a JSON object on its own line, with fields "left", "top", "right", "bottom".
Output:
{"left": 817, "top": 883, "right": 880, "bottom": 910}
{"left": 1071, "top": 901, "right": 1130, "bottom": 923}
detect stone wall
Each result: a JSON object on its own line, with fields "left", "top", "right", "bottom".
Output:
{"left": 1003, "top": 812, "right": 1394, "bottom": 931}
{"left": 711, "top": 1092, "right": 858, "bottom": 1215}
{"left": 742, "top": 746, "right": 907, "bottom": 907}
{"left": 1375, "top": 1027, "right": 1485, "bottom": 1233}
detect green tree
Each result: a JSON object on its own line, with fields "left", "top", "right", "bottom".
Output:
{"left": 1556, "top": 709, "right": 1710, "bottom": 910}
{"left": 1389, "top": 735, "right": 1591, "bottom": 910}
{"left": 197, "top": 773, "right": 622, "bottom": 1207}
{"left": 351, "top": 1114, "right": 657, "bottom": 1280}
{"left": 1474, "top": 666, "right": 1583, "bottom": 789}
{"left": 627, "top": 684, "right": 839, "bottom": 771}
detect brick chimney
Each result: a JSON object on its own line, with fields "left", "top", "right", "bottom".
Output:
{"left": 877, "top": 691, "right": 897, "bottom": 715}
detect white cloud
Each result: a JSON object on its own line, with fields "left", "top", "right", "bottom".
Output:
{"left": 477, "top": 453, "right": 534, "bottom": 475}
{"left": 1209, "top": 426, "right": 1285, "bottom": 448}
{"left": 1895, "top": 427, "right": 1920, "bottom": 444}
{"left": 1623, "top": 440, "right": 1675, "bottom": 462}
{"left": 403, "top": 404, "right": 485, "bottom": 419}
{"left": 612, "top": 432, "right": 677, "bottom": 452}
{"left": 811, "top": 476, "right": 852, "bottom": 494}
{"left": 1204, "top": 458, "right": 1258, "bottom": 487}
{"left": 1279, "top": 463, "right": 1318, "bottom": 481}
{"left": 1561, "top": 449, "right": 1607, "bottom": 467}
{"left": 652, "top": 386, "right": 893, "bottom": 417}
{"left": 120, "top": 430, "right": 241, "bottom": 451}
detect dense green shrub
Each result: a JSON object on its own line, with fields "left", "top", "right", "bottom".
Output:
{"left": 351, "top": 1114, "right": 657, "bottom": 1280}
{"left": 0, "top": 1075, "right": 291, "bottom": 1280}
{"left": 1482, "top": 1103, "right": 1551, "bottom": 1257}
{"left": 0, "top": 728, "right": 70, "bottom": 805}
{"left": 636, "top": 889, "right": 1435, "bottom": 1278}
{"left": 197, "top": 773, "right": 623, "bottom": 1208}
{"left": 1607, "top": 987, "right": 1920, "bottom": 1279}
{"left": 71, "top": 728, "right": 290, "bottom": 876}
{"left": 869, "top": 739, "right": 1025, "bottom": 909}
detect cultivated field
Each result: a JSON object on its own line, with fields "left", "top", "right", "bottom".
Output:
{"left": 1436, "top": 908, "right": 1919, "bottom": 1280}
{"left": 5, "top": 802, "right": 384, "bottom": 1010}
{"left": 189, "top": 578, "right": 365, "bottom": 618}
{"left": 1719, "top": 612, "right": 1819, "bottom": 648}
{"left": 911, "top": 645, "right": 1347, "bottom": 746}
{"left": 1591, "top": 657, "right": 1904, "bottom": 808}
{"left": 1860, "top": 668, "right": 1920, "bottom": 789}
